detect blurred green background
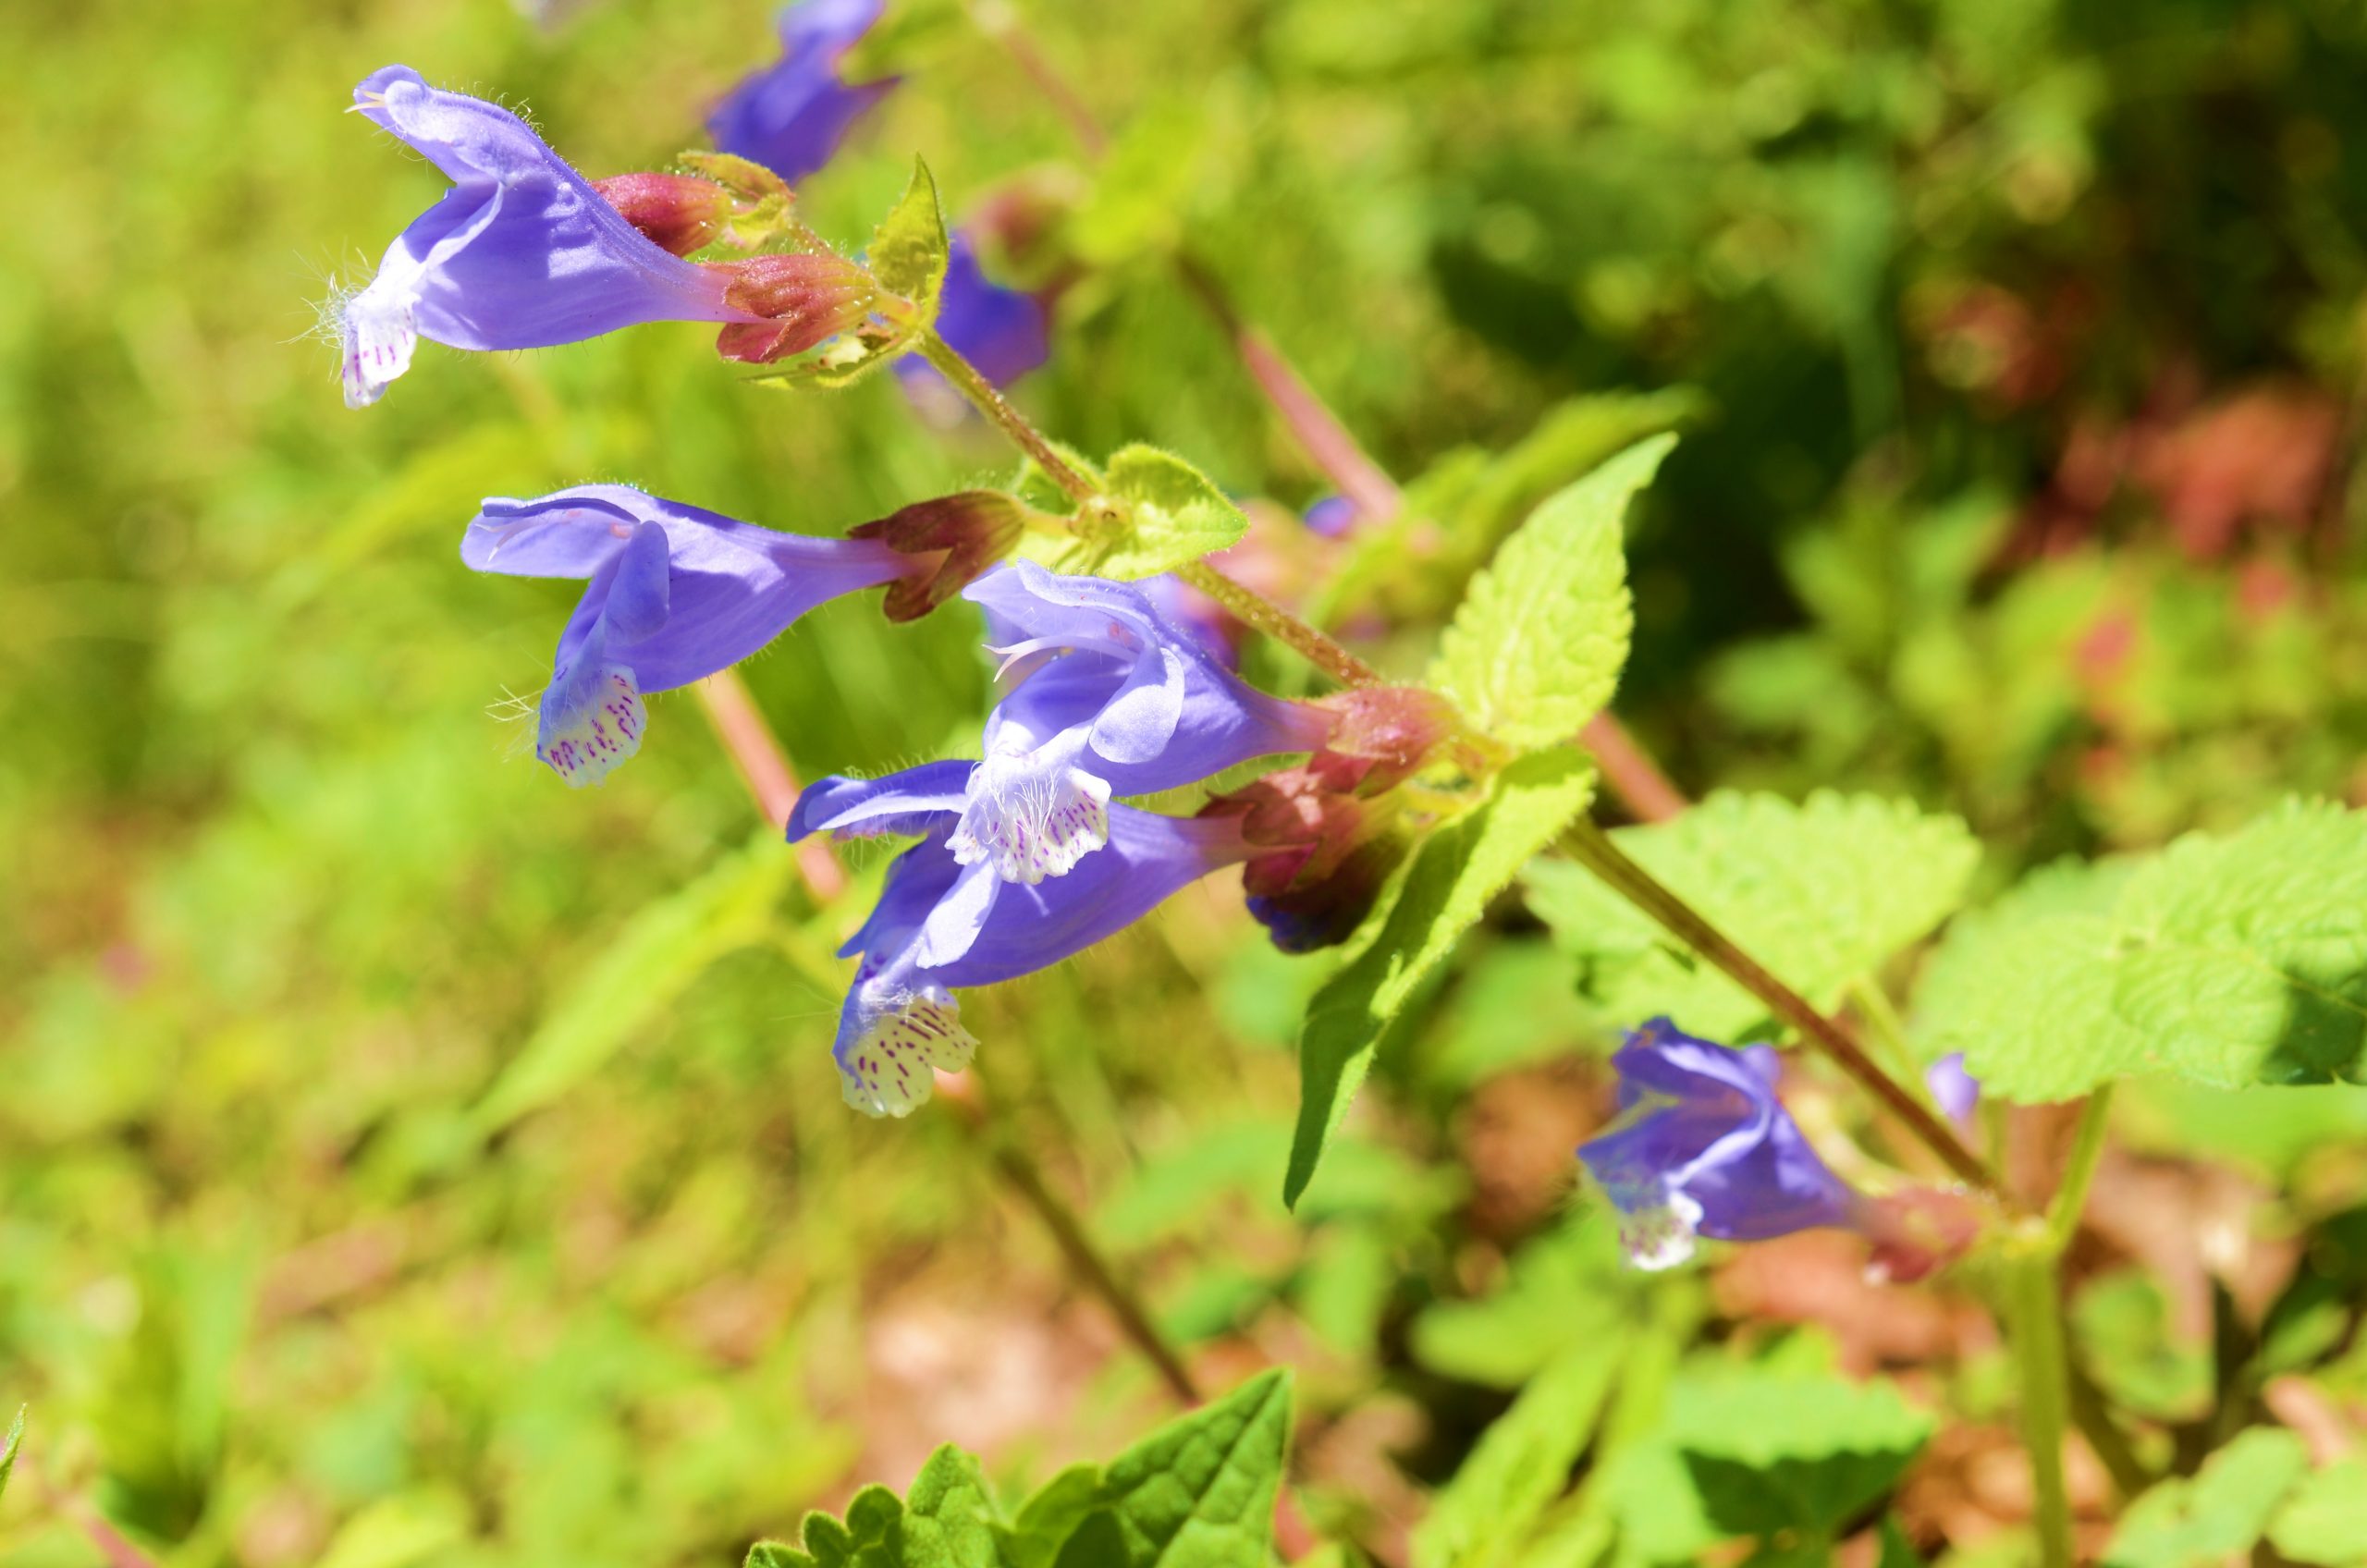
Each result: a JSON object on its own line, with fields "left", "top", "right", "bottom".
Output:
{"left": 8, "top": 0, "right": 2367, "bottom": 1562}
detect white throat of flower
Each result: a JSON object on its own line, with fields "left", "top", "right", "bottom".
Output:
{"left": 840, "top": 986, "right": 978, "bottom": 1118}
{"left": 1610, "top": 1182, "right": 1705, "bottom": 1272}
{"left": 338, "top": 270, "right": 421, "bottom": 410}
{"left": 538, "top": 662, "right": 644, "bottom": 787}
{"left": 947, "top": 738, "right": 1112, "bottom": 884}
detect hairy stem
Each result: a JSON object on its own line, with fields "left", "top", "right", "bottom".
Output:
{"left": 914, "top": 327, "right": 1098, "bottom": 505}
{"left": 1560, "top": 818, "right": 2011, "bottom": 1202}
{"left": 2005, "top": 1244, "right": 2077, "bottom": 1568}
{"left": 693, "top": 670, "right": 847, "bottom": 901}
{"left": 1175, "top": 559, "right": 1382, "bottom": 688}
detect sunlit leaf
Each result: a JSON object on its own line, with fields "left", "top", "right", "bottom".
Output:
{"left": 1526, "top": 790, "right": 1980, "bottom": 1042}
{"left": 2103, "top": 1429, "right": 2310, "bottom": 1567}
{"left": 1287, "top": 749, "right": 1597, "bottom": 1208}
{"left": 1431, "top": 435, "right": 1670, "bottom": 751}
{"left": 1412, "top": 1330, "right": 1628, "bottom": 1568}
{"left": 1916, "top": 800, "right": 2367, "bottom": 1100}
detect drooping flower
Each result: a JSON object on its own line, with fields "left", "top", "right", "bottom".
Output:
{"left": 949, "top": 561, "right": 1335, "bottom": 885}
{"left": 896, "top": 231, "right": 1050, "bottom": 396}
{"left": 706, "top": 0, "right": 897, "bottom": 187}
{"left": 1577, "top": 1019, "right": 1865, "bottom": 1270}
{"left": 463, "top": 485, "right": 933, "bottom": 785}
{"left": 338, "top": 66, "right": 773, "bottom": 409}
{"left": 788, "top": 778, "right": 1254, "bottom": 1114}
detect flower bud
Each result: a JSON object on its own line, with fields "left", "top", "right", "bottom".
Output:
{"left": 706, "top": 252, "right": 877, "bottom": 363}
{"left": 1203, "top": 755, "right": 1414, "bottom": 952}
{"left": 1316, "top": 685, "right": 1469, "bottom": 793}
{"left": 847, "top": 492, "right": 1030, "bottom": 621}
{"left": 591, "top": 173, "right": 734, "bottom": 257}
{"left": 1859, "top": 1187, "right": 1984, "bottom": 1284}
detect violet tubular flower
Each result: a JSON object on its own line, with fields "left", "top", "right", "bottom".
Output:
{"left": 1578, "top": 1019, "right": 1865, "bottom": 1270}
{"left": 707, "top": 0, "right": 897, "bottom": 187}
{"left": 950, "top": 562, "right": 1334, "bottom": 886}
{"left": 789, "top": 778, "right": 1254, "bottom": 1115}
{"left": 338, "top": 66, "right": 765, "bottom": 409}
{"left": 462, "top": 485, "right": 917, "bottom": 785}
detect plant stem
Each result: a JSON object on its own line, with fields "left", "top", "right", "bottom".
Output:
{"left": 1559, "top": 818, "right": 2011, "bottom": 1203}
{"left": 2047, "top": 1085, "right": 2113, "bottom": 1255}
{"left": 693, "top": 669, "right": 847, "bottom": 901}
{"left": 2005, "top": 1242, "right": 2077, "bottom": 1568}
{"left": 1173, "top": 253, "right": 1404, "bottom": 525}
{"left": 914, "top": 327, "right": 1098, "bottom": 505}
{"left": 1175, "top": 559, "right": 1382, "bottom": 688}
{"left": 935, "top": 1070, "right": 1201, "bottom": 1406}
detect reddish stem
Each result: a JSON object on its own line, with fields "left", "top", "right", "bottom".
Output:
{"left": 693, "top": 669, "right": 847, "bottom": 900}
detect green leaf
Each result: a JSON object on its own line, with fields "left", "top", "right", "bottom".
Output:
{"left": 1609, "top": 1367, "right": 1933, "bottom": 1553}
{"left": 1286, "top": 749, "right": 1597, "bottom": 1208}
{"left": 1916, "top": 800, "right": 2367, "bottom": 1101}
{"left": 1431, "top": 435, "right": 1672, "bottom": 751}
{"left": 470, "top": 830, "right": 802, "bottom": 1133}
{"left": 755, "top": 1449, "right": 1005, "bottom": 1568}
{"left": 1003, "top": 1465, "right": 1105, "bottom": 1568}
{"left": 0, "top": 1406, "right": 21, "bottom": 1504}
{"left": 1069, "top": 99, "right": 1204, "bottom": 265}
{"left": 1096, "top": 1369, "right": 1293, "bottom": 1568}
{"left": 2103, "top": 1428, "right": 2310, "bottom": 1567}
{"left": 1411, "top": 1331, "right": 1629, "bottom": 1568}
{"left": 1409, "top": 1212, "right": 1630, "bottom": 1388}
{"left": 871, "top": 156, "right": 951, "bottom": 316}
{"left": 2268, "top": 1456, "right": 2367, "bottom": 1565}
{"left": 1525, "top": 790, "right": 1981, "bottom": 1042}
{"left": 1022, "top": 446, "right": 1248, "bottom": 581}
{"left": 313, "top": 1488, "right": 472, "bottom": 1568}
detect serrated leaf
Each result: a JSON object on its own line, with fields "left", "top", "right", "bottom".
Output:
{"left": 2103, "top": 1428, "right": 2310, "bottom": 1567}
{"left": 471, "top": 830, "right": 803, "bottom": 1134}
{"left": 1431, "top": 435, "right": 1672, "bottom": 750}
{"left": 1525, "top": 790, "right": 1980, "bottom": 1043}
{"left": 1915, "top": 800, "right": 2367, "bottom": 1101}
{"left": 0, "top": 1406, "right": 21, "bottom": 1504}
{"left": 1610, "top": 1368, "right": 1933, "bottom": 1553}
{"left": 1411, "top": 1331, "right": 1629, "bottom": 1568}
{"left": 872, "top": 156, "right": 950, "bottom": 316}
{"left": 762, "top": 1450, "right": 1004, "bottom": 1568}
{"left": 2268, "top": 1456, "right": 2367, "bottom": 1565}
{"left": 1287, "top": 749, "right": 1597, "bottom": 1208}
{"left": 1022, "top": 446, "right": 1247, "bottom": 582}
{"left": 1094, "top": 1369, "right": 1291, "bottom": 1568}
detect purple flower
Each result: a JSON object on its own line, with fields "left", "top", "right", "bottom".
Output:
{"left": 895, "top": 231, "right": 1050, "bottom": 396}
{"left": 789, "top": 781, "right": 1253, "bottom": 1114}
{"left": 1927, "top": 1052, "right": 1980, "bottom": 1129}
{"left": 338, "top": 66, "right": 763, "bottom": 409}
{"left": 462, "top": 485, "right": 914, "bottom": 785}
{"left": 1303, "top": 496, "right": 1362, "bottom": 538}
{"left": 948, "top": 561, "right": 1333, "bottom": 884}
{"left": 1578, "top": 1019, "right": 1864, "bottom": 1269}
{"left": 706, "top": 0, "right": 897, "bottom": 186}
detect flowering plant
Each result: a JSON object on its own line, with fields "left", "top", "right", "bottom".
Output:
{"left": 294, "top": 15, "right": 2367, "bottom": 1567}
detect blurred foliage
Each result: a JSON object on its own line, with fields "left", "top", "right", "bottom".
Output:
{"left": 7, "top": 0, "right": 2367, "bottom": 1562}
